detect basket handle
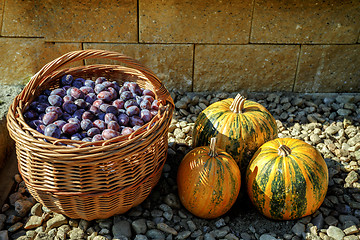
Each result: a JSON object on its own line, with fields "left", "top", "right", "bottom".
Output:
{"left": 21, "top": 49, "right": 174, "bottom": 106}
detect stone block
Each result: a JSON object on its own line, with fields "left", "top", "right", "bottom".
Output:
{"left": 2, "top": 0, "right": 137, "bottom": 42}
{"left": 251, "top": 0, "right": 360, "bottom": 43}
{"left": 0, "top": 84, "right": 23, "bottom": 168}
{"left": 294, "top": 45, "right": 360, "bottom": 93}
{"left": 139, "top": 0, "right": 252, "bottom": 43}
{"left": 193, "top": 44, "right": 299, "bottom": 92}
{"left": 84, "top": 43, "right": 193, "bottom": 91}
{"left": 0, "top": 0, "right": 4, "bottom": 32}
{"left": 0, "top": 39, "right": 81, "bottom": 85}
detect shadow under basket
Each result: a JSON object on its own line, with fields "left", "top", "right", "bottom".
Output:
{"left": 6, "top": 49, "right": 174, "bottom": 220}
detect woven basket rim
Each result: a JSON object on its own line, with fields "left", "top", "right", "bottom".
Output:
{"left": 7, "top": 50, "right": 174, "bottom": 150}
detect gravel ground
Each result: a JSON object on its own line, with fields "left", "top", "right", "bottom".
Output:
{"left": 0, "top": 91, "right": 359, "bottom": 240}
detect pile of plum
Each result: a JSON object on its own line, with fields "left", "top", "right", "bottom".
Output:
{"left": 24, "top": 75, "right": 159, "bottom": 143}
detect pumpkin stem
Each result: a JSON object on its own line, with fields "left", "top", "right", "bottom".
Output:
{"left": 278, "top": 145, "right": 292, "bottom": 157}
{"left": 230, "top": 94, "right": 246, "bottom": 113}
{"left": 208, "top": 137, "right": 218, "bottom": 157}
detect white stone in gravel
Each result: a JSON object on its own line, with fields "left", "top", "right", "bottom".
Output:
{"left": 343, "top": 225, "right": 359, "bottom": 235}
{"left": 57, "top": 225, "right": 70, "bottom": 240}
{"left": 132, "top": 219, "right": 147, "bottom": 234}
{"left": 46, "top": 214, "right": 67, "bottom": 231}
{"left": 259, "top": 234, "right": 278, "bottom": 240}
{"left": 325, "top": 126, "right": 340, "bottom": 135}
{"left": 93, "top": 236, "right": 107, "bottom": 240}
{"left": 292, "top": 222, "right": 305, "bottom": 237}
{"left": 310, "top": 134, "right": 322, "bottom": 144}
{"left": 34, "top": 232, "right": 49, "bottom": 240}
{"left": 327, "top": 226, "right": 345, "bottom": 239}
{"left": 69, "top": 227, "right": 85, "bottom": 240}
{"left": 24, "top": 216, "right": 43, "bottom": 229}
{"left": 345, "top": 171, "right": 359, "bottom": 184}
{"left": 30, "top": 203, "right": 43, "bottom": 217}
{"left": 26, "top": 230, "right": 37, "bottom": 240}
{"left": 173, "top": 128, "right": 185, "bottom": 139}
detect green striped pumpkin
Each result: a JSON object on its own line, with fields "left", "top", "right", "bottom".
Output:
{"left": 246, "top": 138, "right": 329, "bottom": 220}
{"left": 177, "top": 137, "right": 241, "bottom": 219}
{"left": 192, "top": 94, "right": 277, "bottom": 173}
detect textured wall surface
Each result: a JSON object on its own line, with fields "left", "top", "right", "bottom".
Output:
{"left": 0, "top": 0, "right": 359, "bottom": 93}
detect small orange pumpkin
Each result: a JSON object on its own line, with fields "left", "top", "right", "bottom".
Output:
{"left": 177, "top": 137, "right": 241, "bottom": 219}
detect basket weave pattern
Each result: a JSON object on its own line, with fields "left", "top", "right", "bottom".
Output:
{"left": 7, "top": 50, "right": 174, "bottom": 220}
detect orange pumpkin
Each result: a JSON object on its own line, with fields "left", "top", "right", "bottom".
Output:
{"left": 177, "top": 137, "right": 241, "bottom": 219}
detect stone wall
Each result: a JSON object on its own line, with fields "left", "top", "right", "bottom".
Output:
{"left": 0, "top": 0, "right": 359, "bottom": 93}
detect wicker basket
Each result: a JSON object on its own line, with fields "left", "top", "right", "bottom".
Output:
{"left": 6, "top": 49, "right": 174, "bottom": 220}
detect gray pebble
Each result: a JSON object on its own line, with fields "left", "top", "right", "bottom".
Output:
{"left": 311, "top": 213, "right": 324, "bottom": 230}
{"left": 215, "top": 218, "right": 226, "bottom": 228}
{"left": 134, "top": 235, "right": 149, "bottom": 240}
{"left": 146, "top": 229, "right": 165, "bottom": 240}
{"left": 176, "top": 230, "right": 191, "bottom": 239}
{"left": 0, "top": 230, "right": 8, "bottom": 240}
{"left": 113, "top": 219, "right": 132, "bottom": 239}
{"left": 259, "top": 234, "right": 278, "bottom": 240}
{"left": 164, "top": 194, "right": 181, "bottom": 209}
{"left": 240, "top": 232, "right": 252, "bottom": 240}
{"left": 14, "top": 199, "right": 34, "bottom": 217}
{"left": 78, "top": 219, "right": 90, "bottom": 231}
{"left": 224, "top": 233, "right": 239, "bottom": 240}
{"left": 204, "top": 232, "right": 216, "bottom": 240}
{"left": 291, "top": 222, "right": 305, "bottom": 237}
{"left": 175, "top": 101, "right": 187, "bottom": 109}
{"left": 0, "top": 214, "right": 6, "bottom": 231}
{"left": 339, "top": 215, "right": 360, "bottom": 225}
{"left": 132, "top": 219, "right": 147, "bottom": 234}
{"left": 187, "top": 220, "right": 197, "bottom": 232}
{"left": 8, "top": 222, "right": 23, "bottom": 232}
